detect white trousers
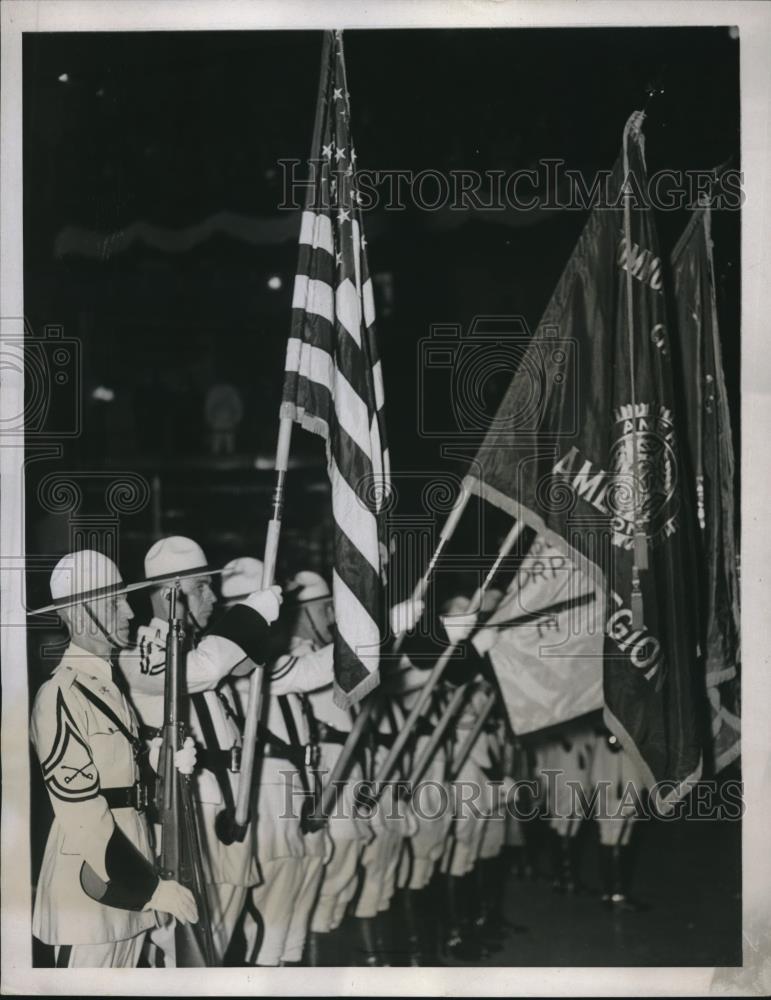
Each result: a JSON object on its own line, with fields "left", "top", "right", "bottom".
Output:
{"left": 54, "top": 933, "right": 145, "bottom": 968}
{"left": 310, "top": 837, "right": 364, "bottom": 933}
{"left": 245, "top": 855, "right": 324, "bottom": 965}
{"left": 354, "top": 831, "right": 403, "bottom": 918}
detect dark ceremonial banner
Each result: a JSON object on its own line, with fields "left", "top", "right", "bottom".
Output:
{"left": 465, "top": 112, "right": 702, "bottom": 803}
{"left": 671, "top": 204, "right": 741, "bottom": 773}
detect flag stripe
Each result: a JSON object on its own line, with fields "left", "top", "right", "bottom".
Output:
{"left": 332, "top": 568, "right": 380, "bottom": 661}
{"left": 292, "top": 275, "right": 334, "bottom": 325}
{"left": 299, "top": 210, "right": 335, "bottom": 257}
{"left": 330, "top": 458, "right": 381, "bottom": 572}
{"left": 281, "top": 30, "right": 389, "bottom": 707}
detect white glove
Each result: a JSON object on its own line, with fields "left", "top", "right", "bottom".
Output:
{"left": 471, "top": 624, "right": 499, "bottom": 656}
{"left": 441, "top": 610, "right": 478, "bottom": 644}
{"left": 244, "top": 584, "right": 283, "bottom": 624}
{"left": 390, "top": 597, "right": 425, "bottom": 637}
{"left": 148, "top": 735, "right": 197, "bottom": 775}
{"left": 174, "top": 736, "right": 197, "bottom": 776}
{"left": 289, "top": 636, "right": 316, "bottom": 656}
{"left": 144, "top": 878, "right": 198, "bottom": 925}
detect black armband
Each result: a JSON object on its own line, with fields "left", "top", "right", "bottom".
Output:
{"left": 443, "top": 641, "right": 490, "bottom": 688}
{"left": 398, "top": 627, "right": 446, "bottom": 665}
{"left": 206, "top": 603, "right": 271, "bottom": 663}
{"left": 79, "top": 825, "right": 159, "bottom": 911}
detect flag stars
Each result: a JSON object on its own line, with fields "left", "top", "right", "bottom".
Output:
{"left": 350, "top": 148, "right": 357, "bottom": 164}
{"left": 333, "top": 87, "right": 343, "bottom": 100}
{"left": 336, "top": 251, "right": 344, "bottom": 266}
{"left": 322, "top": 142, "right": 334, "bottom": 160}
{"left": 335, "top": 146, "right": 347, "bottom": 162}
{"left": 337, "top": 208, "right": 351, "bottom": 224}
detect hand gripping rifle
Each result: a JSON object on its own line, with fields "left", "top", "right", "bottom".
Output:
{"left": 156, "top": 583, "right": 217, "bottom": 967}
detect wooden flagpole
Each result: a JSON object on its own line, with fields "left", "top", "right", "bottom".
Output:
{"left": 318, "top": 695, "right": 376, "bottom": 816}
{"left": 391, "top": 480, "right": 472, "bottom": 654}
{"left": 234, "top": 417, "right": 293, "bottom": 829}
{"left": 406, "top": 682, "right": 468, "bottom": 787}
{"left": 373, "top": 517, "right": 524, "bottom": 788}
{"left": 448, "top": 687, "right": 499, "bottom": 782}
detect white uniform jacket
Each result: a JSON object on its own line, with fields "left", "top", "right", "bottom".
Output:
{"left": 30, "top": 644, "right": 156, "bottom": 945}
{"left": 232, "top": 643, "right": 335, "bottom": 863}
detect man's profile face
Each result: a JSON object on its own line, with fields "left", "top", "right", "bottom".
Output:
{"left": 63, "top": 593, "right": 133, "bottom": 654}
{"left": 110, "top": 595, "right": 134, "bottom": 645}
{"left": 294, "top": 595, "right": 336, "bottom": 648}
{"left": 181, "top": 574, "right": 216, "bottom": 629}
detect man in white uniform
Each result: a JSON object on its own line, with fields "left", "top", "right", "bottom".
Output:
{"left": 117, "top": 537, "right": 283, "bottom": 964}
{"left": 290, "top": 573, "right": 373, "bottom": 966}
{"left": 533, "top": 721, "right": 597, "bottom": 894}
{"left": 30, "top": 550, "right": 198, "bottom": 968}
{"left": 220, "top": 562, "right": 335, "bottom": 968}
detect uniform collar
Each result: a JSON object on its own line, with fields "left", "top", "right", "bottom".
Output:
{"left": 147, "top": 616, "right": 195, "bottom": 650}
{"left": 149, "top": 616, "right": 170, "bottom": 639}
{"left": 59, "top": 642, "right": 113, "bottom": 682}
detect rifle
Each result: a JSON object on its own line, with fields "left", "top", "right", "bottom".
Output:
{"left": 156, "top": 583, "right": 217, "bottom": 967}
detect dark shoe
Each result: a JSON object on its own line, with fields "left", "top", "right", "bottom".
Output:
{"left": 608, "top": 845, "right": 648, "bottom": 911}
{"left": 303, "top": 930, "right": 325, "bottom": 967}
{"left": 550, "top": 832, "right": 567, "bottom": 892}
{"left": 444, "top": 930, "right": 483, "bottom": 962}
{"left": 599, "top": 844, "right": 614, "bottom": 905}
{"left": 355, "top": 916, "right": 390, "bottom": 967}
{"left": 396, "top": 888, "right": 424, "bottom": 966}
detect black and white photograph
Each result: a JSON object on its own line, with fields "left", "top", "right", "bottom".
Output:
{"left": 1, "top": 1, "right": 769, "bottom": 995}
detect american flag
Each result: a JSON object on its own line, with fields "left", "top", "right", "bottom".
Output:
{"left": 281, "top": 30, "right": 390, "bottom": 708}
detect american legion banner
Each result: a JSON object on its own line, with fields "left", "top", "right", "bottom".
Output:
{"left": 465, "top": 112, "right": 702, "bottom": 804}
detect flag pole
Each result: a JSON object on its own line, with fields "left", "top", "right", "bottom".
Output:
{"left": 406, "top": 682, "right": 468, "bottom": 787}
{"left": 234, "top": 31, "right": 334, "bottom": 832}
{"left": 234, "top": 417, "right": 293, "bottom": 829}
{"left": 392, "top": 479, "right": 472, "bottom": 654}
{"left": 374, "top": 517, "right": 524, "bottom": 788}
{"left": 318, "top": 695, "right": 376, "bottom": 816}
{"left": 448, "top": 687, "right": 499, "bottom": 782}
{"left": 622, "top": 111, "right": 648, "bottom": 629}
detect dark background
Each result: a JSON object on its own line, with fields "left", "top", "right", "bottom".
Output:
{"left": 22, "top": 27, "right": 741, "bottom": 966}
{"left": 22, "top": 27, "right": 740, "bottom": 591}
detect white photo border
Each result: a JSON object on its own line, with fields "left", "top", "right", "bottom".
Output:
{"left": 2, "top": 1, "right": 769, "bottom": 995}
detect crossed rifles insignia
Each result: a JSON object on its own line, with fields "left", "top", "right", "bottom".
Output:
{"left": 41, "top": 690, "right": 100, "bottom": 802}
